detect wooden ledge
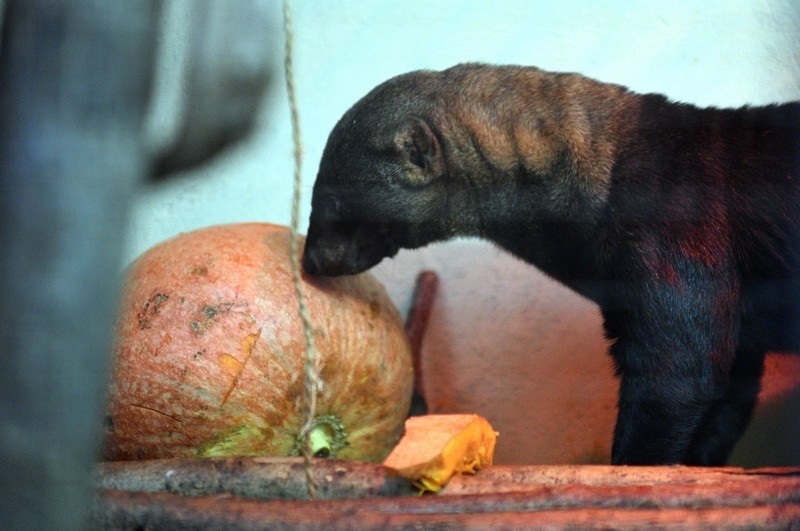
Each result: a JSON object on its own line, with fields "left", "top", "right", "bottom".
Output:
{"left": 91, "top": 457, "right": 800, "bottom": 529}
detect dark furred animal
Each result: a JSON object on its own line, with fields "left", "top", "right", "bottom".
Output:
{"left": 302, "top": 63, "right": 800, "bottom": 465}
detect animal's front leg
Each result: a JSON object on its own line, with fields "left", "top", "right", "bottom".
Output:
{"left": 611, "top": 358, "right": 721, "bottom": 464}
{"left": 604, "top": 279, "right": 739, "bottom": 465}
{"left": 683, "top": 344, "right": 766, "bottom": 465}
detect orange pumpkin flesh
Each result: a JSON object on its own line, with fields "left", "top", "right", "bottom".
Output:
{"left": 104, "top": 223, "right": 413, "bottom": 462}
{"left": 383, "top": 414, "right": 498, "bottom": 492}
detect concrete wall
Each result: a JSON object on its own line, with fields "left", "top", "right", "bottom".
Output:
{"left": 123, "top": 0, "right": 800, "bottom": 465}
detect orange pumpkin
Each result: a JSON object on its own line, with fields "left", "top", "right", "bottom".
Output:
{"left": 103, "top": 223, "right": 413, "bottom": 462}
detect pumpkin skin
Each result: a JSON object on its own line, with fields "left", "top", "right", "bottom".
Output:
{"left": 104, "top": 223, "right": 413, "bottom": 462}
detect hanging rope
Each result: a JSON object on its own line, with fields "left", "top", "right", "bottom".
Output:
{"left": 282, "top": 0, "right": 320, "bottom": 500}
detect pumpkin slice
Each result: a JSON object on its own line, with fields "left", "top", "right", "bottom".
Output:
{"left": 382, "top": 414, "right": 498, "bottom": 493}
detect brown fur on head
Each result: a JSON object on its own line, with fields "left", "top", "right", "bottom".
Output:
{"left": 302, "top": 63, "right": 638, "bottom": 276}
{"left": 438, "top": 65, "right": 637, "bottom": 200}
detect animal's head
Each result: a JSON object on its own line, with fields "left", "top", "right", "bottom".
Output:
{"left": 302, "top": 71, "right": 453, "bottom": 276}
{"left": 302, "top": 64, "right": 617, "bottom": 276}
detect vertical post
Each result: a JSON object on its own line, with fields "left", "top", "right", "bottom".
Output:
{"left": 0, "top": 2, "right": 159, "bottom": 529}
{"left": 405, "top": 271, "right": 440, "bottom": 415}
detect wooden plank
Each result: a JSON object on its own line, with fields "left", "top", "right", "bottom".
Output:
{"left": 94, "top": 458, "right": 800, "bottom": 501}
{"left": 91, "top": 459, "right": 800, "bottom": 528}
{"left": 443, "top": 463, "right": 800, "bottom": 492}
{"left": 94, "top": 457, "right": 415, "bottom": 500}
{"left": 92, "top": 489, "right": 800, "bottom": 530}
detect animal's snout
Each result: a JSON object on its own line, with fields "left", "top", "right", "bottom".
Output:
{"left": 302, "top": 245, "right": 322, "bottom": 275}
{"left": 302, "top": 236, "right": 354, "bottom": 276}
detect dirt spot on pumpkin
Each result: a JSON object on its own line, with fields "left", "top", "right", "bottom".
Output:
{"left": 137, "top": 292, "right": 170, "bottom": 330}
{"left": 190, "top": 301, "right": 235, "bottom": 335}
{"left": 190, "top": 264, "right": 209, "bottom": 276}
{"left": 369, "top": 301, "right": 381, "bottom": 319}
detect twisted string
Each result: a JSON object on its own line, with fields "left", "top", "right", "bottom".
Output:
{"left": 282, "top": 0, "right": 320, "bottom": 500}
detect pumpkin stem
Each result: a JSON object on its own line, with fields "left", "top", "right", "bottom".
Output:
{"left": 293, "top": 414, "right": 349, "bottom": 458}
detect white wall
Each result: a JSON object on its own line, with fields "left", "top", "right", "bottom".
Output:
{"left": 123, "top": 0, "right": 800, "bottom": 465}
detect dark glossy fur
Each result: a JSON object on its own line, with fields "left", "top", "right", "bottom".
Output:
{"left": 303, "top": 63, "right": 800, "bottom": 465}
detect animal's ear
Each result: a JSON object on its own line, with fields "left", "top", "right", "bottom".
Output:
{"left": 393, "top": 115, "right": 443, "bottom": 185}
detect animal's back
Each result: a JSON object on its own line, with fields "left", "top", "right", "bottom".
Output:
{"left": 606, "top": 95, "right": 800, "bottom": 351}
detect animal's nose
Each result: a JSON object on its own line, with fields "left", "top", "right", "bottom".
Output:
{"left": 302, "top": 246, "right": 321, "bottom": 275}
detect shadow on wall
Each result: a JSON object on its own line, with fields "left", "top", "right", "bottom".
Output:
{"left": 730, "top": 354, "right": 800, "bottom": 467}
